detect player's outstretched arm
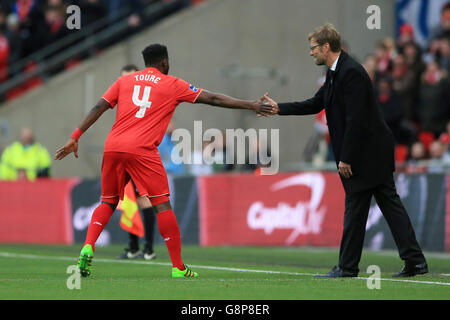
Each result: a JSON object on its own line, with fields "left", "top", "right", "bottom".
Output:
{"left": 194, "top": 90, "right": 274, "bottom": 116}
{"left": 54, "top": 99, "right": 110, "bottom": 160}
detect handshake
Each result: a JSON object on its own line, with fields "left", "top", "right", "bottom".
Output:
{"left": 252, "top": 93, "right": 279, "bottom": 117}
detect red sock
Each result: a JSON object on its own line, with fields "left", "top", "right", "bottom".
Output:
{"left": 84, "top": 202, "right": 115, "bottom": 252}
{"left": 156, "top": 209, "right": 184, "bottom": 270}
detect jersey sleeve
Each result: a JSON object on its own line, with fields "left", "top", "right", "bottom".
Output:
{"left": 102, "top": 78, "right": 121, "bottom": 108}
{"left": 174, "top": 78, "right": 203, "bottom": 103}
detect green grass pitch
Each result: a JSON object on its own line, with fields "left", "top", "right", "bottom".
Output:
{"left": 0, "top": 244, "right": 449, "bottom": 300}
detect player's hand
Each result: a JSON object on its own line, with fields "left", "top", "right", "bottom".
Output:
{"left": 338, "top": 161, "right": 353, "bottom": 179}
{"left": 256, "top": 92, "right": 279, "bottom": 117}
{"left": 55, "top": 138, "right": 79, "bottom": 160}
{"left": 252, "top": 98, "right": 274, "bottom": 117}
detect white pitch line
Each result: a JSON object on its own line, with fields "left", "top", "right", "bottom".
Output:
{"left": 1, "top": 251, "right": 450, "bottom": 287}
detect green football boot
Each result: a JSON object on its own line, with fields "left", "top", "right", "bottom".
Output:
{"left": 172, "top": 265, "right": 198, "bottom": 279}
{"left": 77, "top": 244, "right": 94, "bottom": 277}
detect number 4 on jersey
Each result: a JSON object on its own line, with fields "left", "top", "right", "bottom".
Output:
{"left": 132, "top": 85, "right": 152, "bottom": 118}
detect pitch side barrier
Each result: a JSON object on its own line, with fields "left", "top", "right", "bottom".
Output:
{"left": 0, "top": 172, "right": 448, "bottom": 252}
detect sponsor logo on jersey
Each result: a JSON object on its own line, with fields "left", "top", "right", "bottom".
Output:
{"left": 189, "top": 85, "right": 199, "bottom": 93}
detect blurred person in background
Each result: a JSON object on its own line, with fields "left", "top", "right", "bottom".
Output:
{"left": 377, "top": 76, "right": 416, "bottom": 146}
{"left": 392, "top": 53, "right": 420, "bottom": 122}
{"left": 405, "top": 141, "right": 427, "bottom": 174}
{"left": 43, "top": 3, "right": 69, "bottom": 48}
{"left": 430, "top": 2, "right": 450, "bottom": 40}
{"left": 12, "top": 0, "right": 47, "bottom": 57}
{"left": 0, "top": 27, "right": 8, "bottom": 83}
{"left": 116, "top": 64, "right": 156, "bottom": 261}
{"left": 107, "top": 0, "right": 157, "bottom": 33}
{"left": 78, "top": 0, "right": 108, "bottom": 28}
{"left": 189, "top": 140, "right": 213, "bottom": 176}
{"left": 397, "top": 23, "right": 415, "bottom": 53}
{"left": 158, "top": 120, "right": 185, "bottom": 175}
{"left": 4, "top": 13, "right": 22, "bottom": 68}
{"left": 0, "top": 127, "right": 51, "bottom": 180}
{"left": 402, "top": 42, "right": 425, "bottom": 122}
{"left": 427, "top": 140, "right": 449, "bottom": 173}
{"left": 437, "top": 36, "right": 450, "bottom": 74}
{"left": 0, "top": 5, "right": 7, "bottom": 33}
{"left": 374, "top": 39, "right": 393, "bottom": 76}
{"left": 417, "top": 60, "right": 449, "bottom": 137}
{"left": 215, "top": 132, "right": 236, "bottom": 172}
{"left": 362, "top": 54, "right": 378, "bottom": 83}
{"left": 244, "top": 136, "right": 272, "bottom": 174}
{"left": 439, "top": 120, "right": 450, "bottom": 145}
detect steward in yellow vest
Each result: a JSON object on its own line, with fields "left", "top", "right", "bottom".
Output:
{"left": 0, "top": 128, "right": 51, "bottom": 181}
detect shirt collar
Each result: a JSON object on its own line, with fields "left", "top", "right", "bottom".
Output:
{"left": 330, "top": 54, "right": 340, "bottom": 71}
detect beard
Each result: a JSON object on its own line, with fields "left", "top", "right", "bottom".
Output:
{"left": 314, "top": 56, "right": 326, "bottom": 65}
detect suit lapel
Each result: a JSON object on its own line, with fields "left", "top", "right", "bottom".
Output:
{"left": 325, "top": 51, "right": 347, "bottom": 108}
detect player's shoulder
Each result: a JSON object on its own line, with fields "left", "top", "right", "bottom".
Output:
{"left": 163, "top": 74, "right": 191, "bottom": 89}
{"left": 165, "top": 73, "right": 183, "bottom": 83}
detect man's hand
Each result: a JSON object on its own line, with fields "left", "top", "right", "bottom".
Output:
{"left": 338, "top": 161, "right": 353, "bottom": 179}
{"left": 55, "top": 138, "right": 79, "bottom": 160}
{"left": 256, "top": 92, "right": 279, "bottom": 117}
{"left": 252, "top": 96, "right": 276, "bottom": 116}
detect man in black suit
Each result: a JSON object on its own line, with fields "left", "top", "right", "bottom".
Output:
{"left": 263, "top": 24, "right": 428, "bottom": 277}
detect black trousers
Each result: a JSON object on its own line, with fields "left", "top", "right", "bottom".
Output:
{"left": 129, "top": 207, "right": 155, "bottom": 252}
{"left": 338, "top": 175, "right": 426, "bottom": 273}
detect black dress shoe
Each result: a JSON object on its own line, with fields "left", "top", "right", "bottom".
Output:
{"left": 392, "top": 263, "right": 428, "bottom": 277}
{"left": 314, "top": 266, "right": 358, "bottom": 278}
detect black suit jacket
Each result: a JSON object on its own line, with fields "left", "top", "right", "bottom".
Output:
{"left": 279, "top": 51, "right": 395, "bottom": 193}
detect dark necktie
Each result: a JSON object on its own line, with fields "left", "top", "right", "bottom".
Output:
{"left": 328, "top": 69, "right": 335, "bottom": 84}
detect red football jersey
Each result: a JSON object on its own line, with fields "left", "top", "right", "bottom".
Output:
{"left": 102, "top": 67, "right": 202, "bottom": 154}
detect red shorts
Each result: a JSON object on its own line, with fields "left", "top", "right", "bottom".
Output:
{"left": 101, "top": 151, "right": 170, "bottom": 202}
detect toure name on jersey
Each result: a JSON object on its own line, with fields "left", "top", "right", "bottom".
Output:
{"left": 134, "top": 74, "right": 161, "bottom": 84}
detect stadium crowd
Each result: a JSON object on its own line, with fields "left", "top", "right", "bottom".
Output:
{"left": 311, "top": 2, "right": 450, "bottom": 173}
{"left": 0, "top": 0, "right": 172, "bottom": 101}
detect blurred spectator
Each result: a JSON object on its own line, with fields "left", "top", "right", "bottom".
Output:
{"left": 405, "top": 141, "right": 427, "bottom": 173}
{"left": 437, "top": 36, "right": 450, "bottom": 74}
{"left": 244, "top": 137, "right": 272, "bottom": 174}
{"left": 439, "top": 120, "right": 450, "bottom": 144}
{"left": 374, "top": 39, "right": 393, "bottom": 75}
{"left": 397, "top": 23, "right": 415, "bottom": 53}
{"left": 158, "top": 120, "right": 185, "bottom": 175}
{"left": 217, "top": 132, "right": 236, "bottom": 172}
{"left": 202, "top": 134, "right": 228, "bottom": 173}
{"left": 0, "top": 127, "right": 51, "bottom": 180}
{"left": 4, "top": 13, "right": 23, "bottom": 67}
{"left": 417, "top": 60, "right": 449, "bottom": 136}
{"left": 430, "top": 2, "right": 450, "bottom": 41}
{"left": 304, "top": 109, "right": 334, "bottom": 165}
{"left": 107, "top": 0, "right": 151, "bottom": 27}
{"left": 0, "top": 31, "right": 8, "bottom": 83}
{"left": 392, "top": 52, "right": 422, "bottom": 122}
{"left": 362, "top": 54, "right": 378, "bottom": 83}
{"left": 0, "top": 4, "right": 8, "bottom": 32}
{"left": 427, "top": 140, "right": 450, "bottom": 173}
{"left": 377, "top": 76, "right": 416, "bottom": 146}
{"left": 189, "top": 140, "right": 213, "bottom": 176}
{"left": 12, "top": 0, "right": 47, "bottom": 57}
{"left": 78, "top": 0, "right": 108, "bottom": 28}
{"left": 44, "top": 4, "right": 69, "bottom": 48}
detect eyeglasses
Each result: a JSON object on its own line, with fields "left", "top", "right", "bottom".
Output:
{"left": 310, "top": 44, "right": 321, "bottom": 51}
